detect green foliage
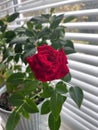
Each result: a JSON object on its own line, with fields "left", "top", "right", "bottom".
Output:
{"left": 6, "top": 73, "right": 25, "bottom": 92}
{"left": 7, "top": 12, "right": 19, "bottom": 22}
{"left": 22, "top": 108, "right": 30, "bottom": 119}
{"left": 64, "top": 40, "right": 76, "bottom": 54}
{"left": 48, "top": 113, "right": 61, "bottom": 130}
{"left": 4, "top": 31, "right": 16, "bottom": 42}
{"left": 4, "top": 70, "right": 13, "bottom": 79}
{"left": 9, "top": 93, "right": 24, "bottom": 106}
{"left": 10, "top": 36, "right": 28, "bottom": 45}
{"left": 69, "top": 86, "right": 84, "bottom": 108}
{"left": 50, "top": 14, "right": 64, "bottom": 29}
{"left": 23, "top": 99, "right": 39, "bottom": 113}
{"left": 50, "top": 91, "right": 66, "bottom": 120}
{"left": 56, "top": 81, "right": 68, "bottom": 94}
{"left": 62, "top": 72, "right": 72, "bottom": 82}
{"left": 41, "top": 100, "right": 50, "bottom": 114}
{"left": 0, "top": 63, "right": 6, "bottom": 71}
{"left": 41, "top": 83, "right": 54, "bottom": 98}
{"left": 64, "top": 16, "right": 76, "bottom": 23}
{"left": 0, "top": 8, "right": 83, "bottom": 130}
{"left": 6, "top": 111, "right": 20, "bottom": 130}
{"left": 15, "top": 44, "right": 22, "bottom": 53}
{"left": 0, "top": 19, "right": 7, "bottom": 32}
{"left": 0, "top": 64, "right": 12, "bottom": 87}
{"left": 0, "top": 20, "right": 4, "bottom": 26}
{"left": 7, "top": 73, "right": 25, "bottom": 84}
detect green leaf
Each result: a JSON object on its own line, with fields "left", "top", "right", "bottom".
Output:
{"left": 35, "top": 23, "right": 42, "bottom": 30}
{"left": 24, "top": 48, "right": 36, "bottom": 58}
{"left": 7, "top": 12, "right": 19, "bottom": 22}
{"left": 7, "top": 73, "right": 25, "bottom": 84}
{"left": 13, "top": 65, "right": 21, "bottom": 71}
{"left": 22, "top": 80, "right": 37, "bottom": 95}
{"left": 2, "top": 48, "right": 9, "bottom": 61}
{"left": 27, "top": 21, "right": 33, "bottom": 30}
{"left": 64, "top": 40, "right": 76, "bottom": 55}
{"left": 25, "top": 30, "right": 34, "bottom": 37}
{"left": 50, "top": 92, "right": 66, "bottom": 119}
{"left": 51, "top": 27, "right": 65, "bottom": 49}
{"left": 14, "top": 27, "right": 26, "bottom": 33}
{"left": 62, "top": 73, "right": 71, "bottom": 82}
{"left": 15, "top": 44, "right": 22, "bottom": 53}
{"left": 41, "top": 14, "right": 50, "bottom": 20}
{"left": 6, "top": 56, "right": 14, "bottom": 63}
{"left": 64, "top": 16, "right": 76, "bottom": 23}
{"left": 4, "top": 31, "right": 16, "bottom": 42}
{"left": 50, "top": 8, "right": 55, "bottom": 14}
{"left": 50, "top": 14, "right": 64, "bottom": 29}
{"left": 19, "top": 80, "right": 38, "bottom": 95}
{"left": 38, "top": 27, "right": 51, "bottom": 39}
{"left": 0, "top": 20, "right": 4, "bottom": 26}
{"left": 0, "top": 24, "right": 7, "bottom": 32}
{"left": 41, "top": 100, "right": 50, "bottom": 114}
{"left": 41, "top": 83, "right": 53, "bottom": 98}
{"left": 2, "top": 48, "right": 14, "bottom": 61}
{"left": 6, "top": 82, "right": 17, "bottom": 92}
{"left": 6, "top": 110, "right": 20, "bottom": 130}
{"left": 48, "top": 113, "right": 61, "bottom": 130}
{"left": 51, "top": 40, "right": 62, "bottom": 50}
{"left": 30, "top": 15, "right": 48, "bottom": 23}
{"left": 51, "top": 27, "right": 63, "bottom": 40}
{"left": 69, "top": 86, "right": 84, "bottom": 108}
{"left": 0, "top": 63, "right": 6, "bottom": 71}
{"left": 22, "top": 108, "right": 30, "bottom": 119}
{"left": 0, "top": 76, "right": 4, "bottom": 87}
{"left": 4, "top": 69, "right": 13, "bottom": 78}
{"left": 10, "top": 36, "right": 28, "bottom": 45}
{"left": 9, "top": 93, "right": 24, "bottom": 106}
{"left": 14, "top": 54, "right": 20, "bottom": 63}
{"left": 23, "top": 98, "right": 39, "bottom": 113}
{"left": 56, "top": 81, "right": 68, "bottom": 94}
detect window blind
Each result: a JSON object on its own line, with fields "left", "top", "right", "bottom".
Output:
{"left": 0, "top": 0, "right": 98, "bottom": 130}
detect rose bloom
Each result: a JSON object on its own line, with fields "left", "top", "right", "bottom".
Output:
{"left": 26, "top": 44, "right": 69, "bottom": 82}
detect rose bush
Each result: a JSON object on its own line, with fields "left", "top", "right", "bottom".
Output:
{"left": 0, "top": 8, "right": 84, "bottom": 130}
{"left": 26, "top": 44, "right": 69, "bottom": 82}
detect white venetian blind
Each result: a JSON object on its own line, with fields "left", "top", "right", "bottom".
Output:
{"left": 0, "top": 0, "right": 98, "bottom": 130}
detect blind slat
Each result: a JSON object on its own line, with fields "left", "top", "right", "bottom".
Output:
{"left": 66, "top": 33, "right": 98, "bottom": 43}
{"left": 82, "top": 99, "right": 98, "bottom": 114}
{"left": 63, "top": 8, "right": 98, "bottom": 17}
{"left": 64, "top": 22, "right": 98, "bottom": 30}
{"left": 0, "top": 0, "right": 10, "bottom": 6}
{"left": 68, "top": 53, "right": 98, "bottom": 66}
{"left": 61, "top": 110, "right": 90, "bottom": 130}
{"left": 17, "top": 1, "right": 95, "bottom": 13}
{"left": 64, "top": 103, "right": 98, "bottom": 130}
{"left": 69, "top": 60, "right": 98, "bottom": 76}
{"left": 66, "top": 98, "right": 98, "bottom": 121}
{"left": 62, "top": 107, "right": 98, "bottom": 130}
{"left": 84, "top": 91, "right": 98, "bottom": 106}
{"left": 74, "top": 44, "right": 98, "bottom": 56}
{"left": 70, "top": 69, "right": 98, "bottom": 87}
{"left": 18, "top": 0, "right": 91, "bottom": 11}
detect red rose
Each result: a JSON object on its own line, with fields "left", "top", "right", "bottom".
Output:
{"left": 26, "top": 44, "right": 69, "bottom": 82}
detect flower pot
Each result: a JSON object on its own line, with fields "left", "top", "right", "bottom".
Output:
{"left": 0, "top": 86, "right": 48, "bottom": 130}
